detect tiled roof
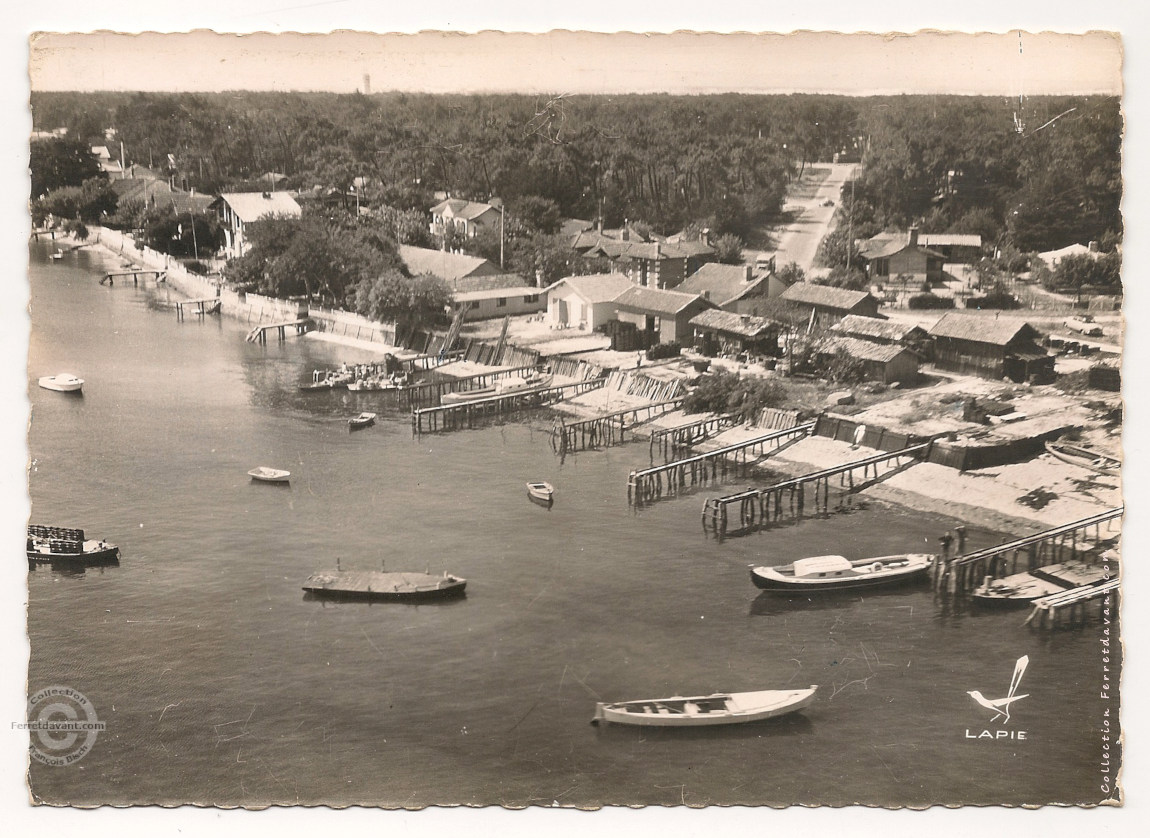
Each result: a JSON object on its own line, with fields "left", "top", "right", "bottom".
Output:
{"left": 858, "top": 231, "right": 946, "bottom": 260}
{"left": 678, "top": 263, "right": 765, "bottom": 306}
{"left": 451, "top": 273, "right": 533, "bottom": 294}
{"left": 613, "top": 285, "right": 710, "bottom": 316}
{"left": 429, "top": 198, "right": 497, "bottom": 220}
{"left": 927, "top": 312, "right": 1043, "bottom": 346}
{"left": 780, "top": 282, "right": 876, "bottom": 311}
{"left": 919, "top": 234, "right": 982, "bottom": 248}
{"left": 398, "top": 245, "right": 499, "bottom": 283}
{"left": 218, "top": 192, "right": 302, "bottom": 223}
{"left": 545, "top": 273, "right": 635, "bottom": 304}
{"left": 821, "top": 336, "right": 914, "bottom": 364}
{"left": 688, "top": 309, "right": 778, "bottom": 337}
{"left": 833, "top": 314, "right": 926, "bottom": 342}
{"left": 454, "top": 285, "right": 541, "bottom": 302}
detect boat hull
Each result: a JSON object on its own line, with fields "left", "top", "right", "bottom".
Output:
{"left": 27, "top": 542, "right": 120, "bottom": 564}
{"left": 249, "top": 468, "right": 291, "bottom": 483}
{"left": 593, "top": 687, "right": 817, "bottom": 727}
{"left": 527, "top": 482, "right": 554, "bottom": 504}
{"left": 348, "top": 413, "right": 376, "bottom": 430}
{"left": 1044, "top": 441, "right": 1120, "bottom": 477}
{"left": 38, "top": 375, "right": 84, "bottom": 393}
{"left": 302, "top": 571, "right": 466, "bottom": 602}
{"left": 750, "top": 554, "right": 933, "bottom": 592}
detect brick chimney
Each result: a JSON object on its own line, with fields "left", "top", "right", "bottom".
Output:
{"left": 908, "top": 226, "right": 919, "bottom": 246}
{"left": 745, "top": 264, "right": 754, "bottom": 282}
{"left": 621, "top": 220, "right": 630, "bottom": 242}
{"left": 701, "top": 227, "right": 711, "bottom": 247}
{"left": 1089, "top": 240, "right": 1099, "bottom": 252}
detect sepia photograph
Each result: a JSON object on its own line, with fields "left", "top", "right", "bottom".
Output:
{"left": 3, "top": 2, "right": 1144, "bottom": 834}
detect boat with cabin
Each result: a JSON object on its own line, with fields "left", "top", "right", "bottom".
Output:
{"left": 1044, "top": 440, "right": 1120, "bottom": 477}
{"left": 750, "top": 553, "right": 934, "bottom": 592}
{"left": 27, "top": 525, "right": 119, "bottom": 564}
{"left": 302, "top": 569, "right": 467, "bottom": 601}
{"left": 591, "top": 686, "right": 818, "bottom": 727}
{"left": 248, "top": 466, "right": 291, "bottom": 483}
{"left": 38, "top": 373, "right": 84, "bottom": 393}
{"left": 348, "top": 412, "right": 377, "bottom": 430}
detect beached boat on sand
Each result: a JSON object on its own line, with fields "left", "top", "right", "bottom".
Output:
{"left": 750, "top": 553, "right": 934, "bottom": 592}
{"left": 38, "top": 373, "right": 84, "bottom": 393}
{"left": 27, "top": 525, "right": 119, "bottom": 564}
{"left": 592, "top": 686, "right": 818, "bottom": 727}
{"left": 248, "top": 466, "right": 291, "bottom": 483}
{"left": 348, "top": 412, "right": 376, "bottom": 430}
{"left": 1044, "top": 440, "right": 1120, "bottom": 477}
{"left": 527, "top": 481, "right": 554, "bottom": 504}
{"left": 302, "top": 570, "right": 466, "bottom": 601}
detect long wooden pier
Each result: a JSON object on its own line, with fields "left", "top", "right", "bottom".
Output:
{"left": 647, "top": 414, "right": 741, "bottom": 463}
{"left": 630, "top": 421, "right": 816, "bottom": 505}
{"left": 1026, "top": 578, "right": 1119, "bottom": 629}
{"left": 932, "top": 506, "right": 1123, "bottom": 595}
{"left": 352, "top": 365, "right": 541, "bottom": 410}
{"left": 551, "top": 399, "right": 684, "bottom": 457}
{"left": 100, "top": 269, "right": 166, "bottom": 286}
{"left": 175, "top": 297, "right": 221, "bottom": 320}
{"left": 246, "top": 318, "right": 311, "bottom": 343}
{"left": 701, "top": 440, "right": 933, "bottom": 533}
{"left": 412, "top": 378, "right": 606, "bottom": 434}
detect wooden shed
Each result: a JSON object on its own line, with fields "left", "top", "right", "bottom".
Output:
{"left": 928, "top": 313, "right": 1055, "bottom": 383}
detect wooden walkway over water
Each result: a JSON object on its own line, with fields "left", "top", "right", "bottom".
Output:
{"left": 630, "top": 421, "right": 816, "bottom": 505}
{"left": 551, "top": 399, "right": 684, "bottom": 457}
{"left": 412, "top": 378, "right": 606, "bottom": 434}
{"left": 1026, "top": 578, "right": 1119, "bottom": 629}
{"left": 933, "top": 506, "right": 1123, "bottom": 595}
{"left": 701, "top": 439, "right": 933, "bottom": 533}
{"left": 246, "top": 318, "right": 311, "bottom": 343}
{"left": 100, "top": 269, "right": 166, "bottom": 286}
{"left": 647, "top": 414, "right": 741, "bottom": 462}
{"left": 175, "top": 297, "right": 221, "bottom": 320}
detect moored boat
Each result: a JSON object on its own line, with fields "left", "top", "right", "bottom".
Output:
{"left": 348, "top": 412, "right": 377, "bottom": 430}
{"left": 1044, "top": 440, "right": 1120, "bottom": 477}
{"left": 27, "top": 525, "right": 119, "bottom": 564}
{"left": 38, "top": 373, "right": 84, "bottom": 393}
{"left": 750, "top": 553, "right": 934, "bottom": 592}
{"left": 302, "top": 570, "right": 467, "bottom": 601}
{"left": 592, "top": 686, "right": 818, "bottom": 727}
{"left": 972, "top": 561, "right": 1111, "bottom": 606}
{"left": 248, "top": 466, "right": 291, "bottom": 483}
{"left": 527, "top": 481, "right": 554, "bottom": 504}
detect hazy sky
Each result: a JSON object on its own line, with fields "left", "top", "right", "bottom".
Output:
{"left": 29, "top": 30, "right": 1122, "bottom": 96}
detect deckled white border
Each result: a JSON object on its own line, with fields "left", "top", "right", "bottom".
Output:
{"left": 3, "top": 3, "right": 1144, "bottom": 837}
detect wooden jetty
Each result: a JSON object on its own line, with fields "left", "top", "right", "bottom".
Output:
{"left": 357, "top": 364, "right": 541, "bottom": 410}
{"left": 31, "top": 228, "right": 58, "bottom": 241}
{"left": 648, "top": 414, "right": 741, "bottom": 462}
{"left": 246, "top": 318, "right": 311, "bottom": 343}
{"left": 1025, "top": 579, "right": 1119, "bottom": 629}
{"left": 100, "top": 269, "right": 166, "bottom": 286}
{"left": 701, "top": 439, "right": 933, "bottom": 533}
{"left": 175, "top": 297, "right": 221, "bottom": 320}
{"left": 932, "top": 506, "right": 1123, "bottom": 595}
{"left": 631, "top": 421, "right": 816, "bottom": 505}
{"left": 552, "top": 399, "right": 684, "bottom": 456}
{"left": 412, "top": 378, "right": 606, "bottom": 434}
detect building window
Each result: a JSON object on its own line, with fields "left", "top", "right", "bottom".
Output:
{"left": 468, "top": 301, "right": 480, "bottom": 310}
{"left": 496, "top": 297, "right": 507, "bottom": 308}
{"left": 524, "top": 294, "right": 539, "bottom": 303}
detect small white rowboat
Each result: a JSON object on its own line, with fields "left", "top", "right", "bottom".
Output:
{"left": 593, "top": 686, "right": 818, "bottom": 727}
{"left": 248, "top": 467, "right": 291, "bottom": 483}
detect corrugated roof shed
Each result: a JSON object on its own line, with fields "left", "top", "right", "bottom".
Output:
{"left": 927, "top": 313, "right": 1042, "bottom": 345}
{"left": 451, "top": 273, "right": 533, "bottom": 293}
{"left": 780, "top": 283, "right": 876, "bottom": 311}
{"left": 219, "top": 192, "right": 302, "bottom": 223}
{"left": 689, "top": 309, "right": 777, "bottom": 338}
{"left": 614, "top": 285, "right": 709, "bottom": 316}
{"left": 546, "top": 273, "right": 635, "bottom": 303}
{"left": 833, "top": 314, "right": 926, "bottom": 342}
{"left": 398, "top": 245, "right": 499, "bottom": 283}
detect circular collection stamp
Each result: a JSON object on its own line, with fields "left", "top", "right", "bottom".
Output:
{"left": 24, "top": 686, "right": 105, "bottom": 766}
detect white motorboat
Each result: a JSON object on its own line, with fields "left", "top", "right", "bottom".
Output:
{"left": 750, "top": 553, "right": 934, "bottom": 592}
{"left": 38, "top": 373, "right": 84, "bottom": 393}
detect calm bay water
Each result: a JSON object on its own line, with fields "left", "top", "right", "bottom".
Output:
{"left": 26, "top": 241, "right": 1117, "bottom": 807}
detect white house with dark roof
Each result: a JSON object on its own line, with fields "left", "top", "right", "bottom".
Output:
{"left": 543, "top": 273, "right": 634, "bottom": 331}
{"left": 429, "top": 198, "right": 502, "bottom": 239}
{"left": 215, "top": 192, "right": 302, "bottom": 258}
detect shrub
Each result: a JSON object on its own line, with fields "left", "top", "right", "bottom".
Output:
{"left": 683, "top": 369, "right": 785, "bottom": 419}
{"left": 646, "top": 341, "right": 681, "bottom": 361}
{"left": 965, "top": 293, "right": 1020, "bottom": 310}
{"left": 908, "top": 293, "right": 955, "bottom": 310}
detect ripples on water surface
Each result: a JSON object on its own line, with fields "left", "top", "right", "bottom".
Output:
{"left": 25, "top": 243, "right": 1117, "bottom": 807}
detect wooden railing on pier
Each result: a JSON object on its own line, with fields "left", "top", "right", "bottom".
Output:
{"left": 701, "top": 440, "right": 933, "bottom": 534}
{"left": 551, "top": 399, "right": 684, "bottom": 457}
{"left": 100, "top": 269, "right": 166, "bottom": 286}
{"left": 1026, "top": 578, "right": 1119, "bottom": 629}
{"left": 932, "top": 506, "right": 1123, "bottom": 596}
{"left": 369, "top": 365, "right": 540, "bottom": 410}
{"left": 411, "top": 378, "right": 606, "bottom": 434}
{"left": 631, "top": 421, "right": 816, "bottom": 505}
{"left": 647, "top": 414, "right": 740, "bottom": 462}
{"left": 246, "top": 318, "right": 311, "bottom": 343}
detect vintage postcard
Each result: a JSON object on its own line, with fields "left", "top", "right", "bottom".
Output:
{"left": 14, "top": 24, "right": 1126, "bottom": 820}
